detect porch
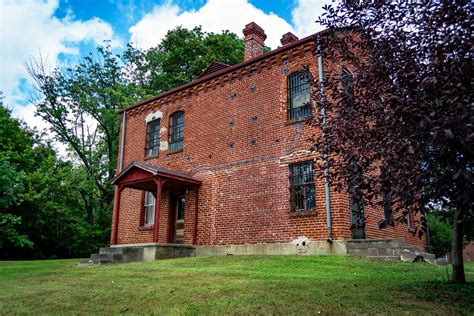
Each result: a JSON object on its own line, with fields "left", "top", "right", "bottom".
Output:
{"left": 110, "top": 161, "right": 201, "bottom": 245}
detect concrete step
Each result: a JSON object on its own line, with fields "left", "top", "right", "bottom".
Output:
{"left": 99, "top": 247, "right": 123, "bottom": 255}
{"left": 77, "top": 259, "right": 96, "bottom": 266}
{"left": 91, "top": 253, "right": 121, "bottom": 261}
{"left": 346, "top": 239, "right": 404, "bottom": 249}
{"left": 400, "top": 249, "right": 436, "bottom": 264}
{"left": 366, "top": 255, "right": 401, "bottom": 261}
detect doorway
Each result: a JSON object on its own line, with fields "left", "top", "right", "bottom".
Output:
{"left": 174, "top": 195, "right": 185, "bottom": 243}
{"left": 350, "top": 195, "right": 366, "bottom": 239}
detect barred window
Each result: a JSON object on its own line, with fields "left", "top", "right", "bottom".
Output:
{"left": 288, "top": 70, "right": 311, "bottom": 120}
{"left": 144, "top": 191, "right": 155, "bottom": 225}
{"left": 169, "top": 112, "right": 184, "bottom": 152}
{"left": 289, "top": 161, "right": 316, "bottom": 212}
{"left": 146, "top": 119, "right": 160, "bottom": 157}
{"left": 341, "top": 68, "right": 353, "bottom": 95}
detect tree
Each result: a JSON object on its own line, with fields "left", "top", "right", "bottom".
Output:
{"left": 313, "top": 1, "right": 472, "bottom": 282}
{"left": 28, "top": 27, "right": 244, "bottom": 225}
{"left": 28, "top": 45, "right": 145, "bottom": 224}
{"left": 125, "top": 26, "right": 244, "bottom": 94}
{"left": 0, "top": 101, "right": 104, "bottom": 259}
{"left": 426, "top": 212, "right": 453, "bottom": 258}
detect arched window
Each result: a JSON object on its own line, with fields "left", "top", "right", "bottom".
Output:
{"left": 169, "top": 111, "right": 184, "bottom": 152}
{"left": 287, "top": 70, "right": 311, "bottom": 120}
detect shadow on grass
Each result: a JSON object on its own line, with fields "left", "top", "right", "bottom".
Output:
{"left": 395, "top": 280, "right": 474, "bottom": 311}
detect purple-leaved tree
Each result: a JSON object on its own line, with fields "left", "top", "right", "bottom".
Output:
{"left": 311, "top": 1, "right": 472, "bottom": 283}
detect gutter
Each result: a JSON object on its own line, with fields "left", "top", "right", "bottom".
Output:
{"left": 119, "top": 110, "right": 126, "bottom": 172}
{"left": 317, "top": 35, "right": 333, "bottom": 241}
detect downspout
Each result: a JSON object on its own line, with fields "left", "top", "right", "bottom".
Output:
{"left": 119, "top": 110, "right": 126, "bottom": 172}
{"left": 317, "top": 35, "right": 333, "bottom": 241}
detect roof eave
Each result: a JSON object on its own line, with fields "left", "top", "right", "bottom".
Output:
{"left": 117, "top": 29, "right": 330, "bottom": 114}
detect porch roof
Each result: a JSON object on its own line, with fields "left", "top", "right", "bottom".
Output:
{"left": 111, "top": 161, "right": 201, "bottom": 192}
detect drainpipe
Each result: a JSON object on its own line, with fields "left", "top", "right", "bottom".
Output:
{"left": 119, "top": 110, "right": 126, "bottom": 172}
{"left": 317, "top": 35, "right": 333, "bottom": 241}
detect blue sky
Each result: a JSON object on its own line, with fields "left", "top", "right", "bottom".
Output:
{"left": 0, "top": 0, "right": 331, "bottom": 130}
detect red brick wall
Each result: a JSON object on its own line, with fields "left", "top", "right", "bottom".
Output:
{"left": 111, "top": 38, "right": 426, "bottom": 250}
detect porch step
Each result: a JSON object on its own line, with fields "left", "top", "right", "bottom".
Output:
{"left": 91, "top": 253, "right": 122, "bottom": 262}
{"left": 346, "top": 239, "right": 437, "bottom": 264}
{"left": 366, "top": 255, "right": 401, "bottom": 261}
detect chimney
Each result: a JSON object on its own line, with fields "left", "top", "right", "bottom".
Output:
{"left": 280, "top": 32, "right": 299, "bottom": 46}
{"left": 243, "top": 22, "right": 267, "bottom": 61}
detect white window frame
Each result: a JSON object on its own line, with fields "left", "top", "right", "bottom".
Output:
{"left": 144, "top": 191, "right": 155, "bottom": 226}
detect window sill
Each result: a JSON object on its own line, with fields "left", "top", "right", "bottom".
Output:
{"left": 144, "top": 154, "right": 159, "bottom": 161}
{"left": 285, "top": 116, "right": 312, "bottom": 126}
{"left": 289, "top": 209, "right": 317, "bottom": 217}
{"left": 139, "top": 225, "right": 154, "bottom": 231}
{"left": 167, "top": 148, "right": 183, "bottom": 155}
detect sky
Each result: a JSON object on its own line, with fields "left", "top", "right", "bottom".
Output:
{"left": 0, "top": 0, "right": 332, "bottom": 132}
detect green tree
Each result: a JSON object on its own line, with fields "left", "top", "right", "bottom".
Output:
{"left": 27, "top": 27, "right": 244, "bottom": 226}
{"left": 0, "top": 102, "right": 106, "bottom": 259}
{"left": 427, "top": 212, "right": 453, "bottom": 258}
{"left": 125, "top": 26, "right": 244, "bottom": 94}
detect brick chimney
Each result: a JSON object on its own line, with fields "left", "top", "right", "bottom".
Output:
{"left": 243, "top": 22, "right": 267, "bottom": 61}
{"left": 280, "top": 32, "right": 299, "bottom": 46}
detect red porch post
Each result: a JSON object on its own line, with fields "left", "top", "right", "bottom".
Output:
{"left": 112, "top": 184, "right": 124, "bottom": 245}
{"left": 193, "top": 186, "right": 199, "bottom": 245}
{"left": 153, "top": 178, "right": 162, "bottom": 243}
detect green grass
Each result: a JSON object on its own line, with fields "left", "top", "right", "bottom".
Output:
{"left": 0, "top": 256, "right": 472, "bottom": 315}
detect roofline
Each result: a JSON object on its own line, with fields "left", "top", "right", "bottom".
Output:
{"left": 118, "top": 29, "right": 330, "bottom": 114}
{"left": 111, "top": 161, "right": 201, "bottom": 185}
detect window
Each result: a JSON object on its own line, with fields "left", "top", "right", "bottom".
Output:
{"left": 289, "top": 161, "right": 316, "bottom": 212}
{"left": 350, "top": 193, "right": 366, "bottom": 239}
{"left": 288, "top": 70, "right": 311, "bottom": 120}
{"left": 407, "top": 210, "right": 415, "bottom": 231}
{"left": 146, "top": 119, "right": 160, "bottom": 157}
{"left": 341, "top": 68, "right": 353, "bottom": 96}
{"left": 144, "top": 191, "right": 155, "bottom": 226}
{"left": 169, "top": 112, "right": 184, "bottom": 152}
{"left": 382, "top": 191, "right": 394, "bottom": 225}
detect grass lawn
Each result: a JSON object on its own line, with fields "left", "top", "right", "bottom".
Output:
{"left": 0, "top": 256, "right": 473, "bottom": 315}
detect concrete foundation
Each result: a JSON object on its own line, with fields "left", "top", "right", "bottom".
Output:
{"left": 80, "top": 238, "right": 434, "bottom": 265}
{"left": 196, "top": 240, "right": 347, "bottom": 256}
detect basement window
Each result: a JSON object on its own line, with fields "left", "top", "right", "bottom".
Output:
{"left": 169, "top": 111, "right": 184, "bottom": 152}
{"left": 287, "top": 70, "right": 311, "bottom": 120}
{"left": 145, "top": 119, "right": 160, "bottom": 157}
{"left": 289, "top": 161, "right": 316, "bottom": 212}
{"left": 144, "top": 191, "right": 155, "bottom": 226}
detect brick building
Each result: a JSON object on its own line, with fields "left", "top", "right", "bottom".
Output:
{"left": 109, "top": 22, "right": 426, "bottom": 255}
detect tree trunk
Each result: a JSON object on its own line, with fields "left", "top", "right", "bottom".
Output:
{"left": 451, "top": 208, "right": 465, "bottom": 283}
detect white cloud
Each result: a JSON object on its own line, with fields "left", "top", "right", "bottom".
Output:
{"left": 0, "top": 0, "right": 119, "bottom": 128}
{"left": 129, "top": 0, "right": 295, "bottom": 50}
{"left": 292, "top": 0, "right": 332, "bottom": 37}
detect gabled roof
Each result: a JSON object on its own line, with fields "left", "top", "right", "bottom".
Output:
{"left": 117, "top": 29, "right": 331, "bottom": 114}
{"left": 198, "top": 61, "right": 230, "bottom": 79}
{"left": 111, "top": 161, "right": 201, "bottom": 185}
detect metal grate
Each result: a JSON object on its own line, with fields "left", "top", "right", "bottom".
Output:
{"left": 288, "top": 70, "right": 311, "bottom": 120}
{"left": 289, "top": 161, "right": 316, "bottom": 212}
{"left": 341, "top": 68, "right": 353, "bottom": 95}
{"left": 169, "top": 112, "right": 184, "bottom": 152}
{"left": 350, "top": 193, "right": 366, "bottom": 239}
{"left": 146, "top": 119, "right": 160, "bottom": 157}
